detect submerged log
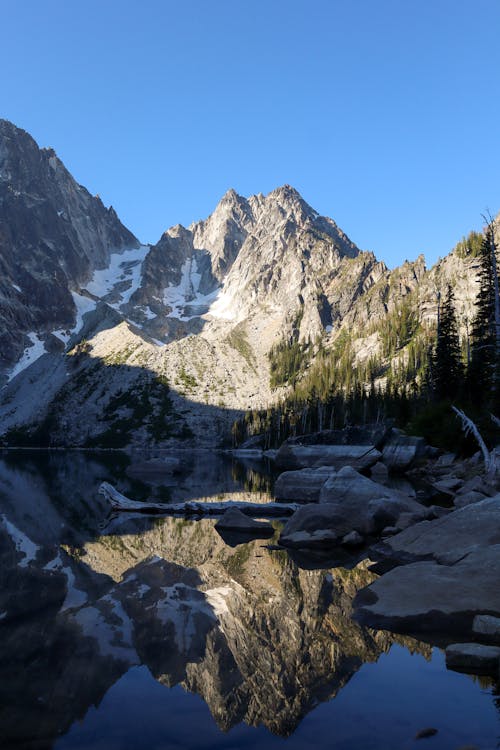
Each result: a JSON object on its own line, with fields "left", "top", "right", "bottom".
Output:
{"left": 99, "top": 482, "right": 300, "bottom": 518}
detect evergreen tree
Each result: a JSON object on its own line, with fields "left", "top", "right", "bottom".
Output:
{"left": 467, "top": 226, "right": 500, "bottom": 406}
{"left": 433, "top": 284, "right": 463, "bottom": 400}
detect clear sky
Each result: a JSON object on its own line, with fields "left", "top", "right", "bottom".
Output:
{"left": 2, "top": 0, "right": 500, "bottom": 268}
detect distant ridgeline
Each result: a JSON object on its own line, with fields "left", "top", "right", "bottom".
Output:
{"left": 233, "top": 229, "right": 500, "bottom": 453}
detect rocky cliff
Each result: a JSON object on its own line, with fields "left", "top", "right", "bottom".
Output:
{"left": 0, "top": 119, "right": 140, "bottom": 372}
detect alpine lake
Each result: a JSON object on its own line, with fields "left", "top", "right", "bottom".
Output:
{"left": 0, "top": 449, "right": 498, "bottom": 750}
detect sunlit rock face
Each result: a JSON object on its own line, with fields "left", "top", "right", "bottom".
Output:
{"left": 0, "top": 119, "right": 139, "bottom": 373}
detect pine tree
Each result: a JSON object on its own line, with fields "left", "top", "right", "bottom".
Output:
{"left": 433, "top": 284, "right": 464, "bottom": 400}
{"left": 467, "top": 225, "right": 500, "bottom": 406}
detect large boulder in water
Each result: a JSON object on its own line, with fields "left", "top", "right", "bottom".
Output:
{"left": 215, "top": 508, "right": 274, "bottom": 536}
{"left": 354, "top": 496, "right": 500, "bottom": 636}
{"left": 279, "top": 467, "right": 427, "bottom": 549}
{"left": 275, "top": 444, "right": 381, "bottom": 471}
{"left": 274, "top": 467, "right": 335, "bottom": 501}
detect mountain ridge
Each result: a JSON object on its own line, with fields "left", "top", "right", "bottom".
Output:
{"left": 0, "top": 119, "right": 491, "bottom": 446}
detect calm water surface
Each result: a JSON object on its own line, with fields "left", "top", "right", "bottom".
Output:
{"left": 0, "top": 449, "right": 498, "bottom": 750}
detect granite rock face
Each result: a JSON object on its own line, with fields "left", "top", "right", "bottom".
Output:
{"left": 0, "top": 119, "right": 139, "bottom": 372}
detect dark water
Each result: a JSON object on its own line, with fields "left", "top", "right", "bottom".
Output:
{"left": 0, "top": 449, "right": 498, "bottom": 750}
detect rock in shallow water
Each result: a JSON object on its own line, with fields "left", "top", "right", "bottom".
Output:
{"left": 279, "top": 467, "right": 426, "bottom": 550}
{"left": 274, "top": 466, "right": 334, "bottom": 501}
{"left": 214, "top": 508, "right": 274, "bottom": 535}
{"left": 472, "top": 614, "right": 500, "bottom": 643}
{"left": 355, "top": 545, "right": 500, "bottom": 635}
{"left": 445, "top": 643, "right": 500, "bottom": 675}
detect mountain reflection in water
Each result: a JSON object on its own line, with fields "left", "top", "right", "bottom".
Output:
{"left": 0, "top": 450, "right": 498, "bottom": 750}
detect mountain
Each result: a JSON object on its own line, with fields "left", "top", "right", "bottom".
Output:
{"left": 0, "top": 120, "right": 488, "bottom": 447}
{"left": 0, "top": 119, "right": 140, "bottom": 372}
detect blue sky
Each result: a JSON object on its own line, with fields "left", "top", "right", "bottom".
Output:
{"left": 2, "top": 0, "right": 500, "bottom": 267}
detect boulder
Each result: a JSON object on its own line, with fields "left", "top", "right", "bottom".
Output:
{"left": 355, "top": 545, "right": 500, "bottom": 635}
{"left": 355, "top": 496, "right": 500, "bottom": 636}
{"left": 275, "top": 443, "right": 381, "bottom": 471}
{"left": 472, "top": 614, "right": 500, "bottom": 643}
{"left": 279, "top": 468, "right": 427, "bottom": 550}
{"left": 381, "top": 433, "right": 427, "bottom": 471}
{"left": 453, "top": 491, "right": 487, "bottom": 509}
{"left": 214, "top": 508, "right": 274, "bottom": 536}
{"left": 385, "top": 495, "right": 500, "bottom": 565}
{"left": 274, "top": 467, "right": 335, "bottom": 501}
{"left": 279, "top": 504, "right": 360, "bottom": 549}
{"left": 445, "top": 643, "right": 500, "bottom": 675}
{"left": 319, "top": 466, "right": 422, "bottom": 509}
{"left": 433, "top": 476, "right": 463, "bottom": 492}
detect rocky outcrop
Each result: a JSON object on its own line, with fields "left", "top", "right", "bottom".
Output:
{"left": 355, "top": 496, "right": 500, "bottom": 636}
{"left": 278, "top": 467, "right": 427, "bottom": 549}
{"left": 381, "top": 433, "right": 427, "bottom": 471}
{"left": 274, "top": 466, "right": 335, "bottom": 501}
{"left": 0, "top": 119, "right": 139, "bottom": 373}
{"left": 275, "top": 444, "right": 381, "bottom": 471}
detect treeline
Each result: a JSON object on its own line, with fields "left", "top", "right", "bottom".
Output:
{"left": 233, "top": 226, "right": 500, "bottom": 452}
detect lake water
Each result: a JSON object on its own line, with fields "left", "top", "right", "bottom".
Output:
{"left": 0, "top": 450, "right": 498, "bottom": 750}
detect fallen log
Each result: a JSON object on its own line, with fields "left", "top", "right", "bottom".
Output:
{"left": 99, "top": 482, "right": 300, "bottom": 518}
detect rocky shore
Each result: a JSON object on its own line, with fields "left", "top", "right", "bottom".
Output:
{"left": 232, "top": 426, "right": 500, "bottom": 675}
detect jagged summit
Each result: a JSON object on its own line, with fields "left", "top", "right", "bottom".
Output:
{"left": 0, "top": 118, "right": 140, "bottom": 371}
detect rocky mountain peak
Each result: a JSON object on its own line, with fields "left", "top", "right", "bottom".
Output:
{"left": 0, "top": 120, "right": 139, "bottom": 371}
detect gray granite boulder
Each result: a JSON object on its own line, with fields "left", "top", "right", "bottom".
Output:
{"left": 385, "top": 495, "right": 500, "bottom": 565}
{"left": 275, "top": 444, "right": 381, "bottom": 471}
{"left": 472, "top": 615, "right": 500, "bottom": 643}
{"left": 215, "top": 508, "right": 274, "bottom": 535}
{"left": 355, "top": 545, "right": 500, "bottom": 635}
{"left": 319, "top": 466, "right": 389, "bottom": 505}
{"left": 381, "top": 433, "right": 427, "bottom": 471}
{"left": 279, "top": 468, "right": 427, "bottom": 550}
{"left": 274, "top": 466, "right": 335, "bottom": 501}
{"left": 445, "top": 643, "right": 500, "bottom": 675}
{"left": 355, "top": 496, "right": 500, "bottom": 636}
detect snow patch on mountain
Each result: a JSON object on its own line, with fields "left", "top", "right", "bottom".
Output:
{"left": 2, "top": 517, "right": 40, "bottom": 567}
{"left": 7, "top": 333, "right": 46, "bottom": 381}
{"left": 208, "top": 286, "right": 239, "bottom": 321}
{"left": 164, "top": 257, "right": 220, "bottom": 321}
{"left": 85, "top": 244, "right": 149, "bottom": 306}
